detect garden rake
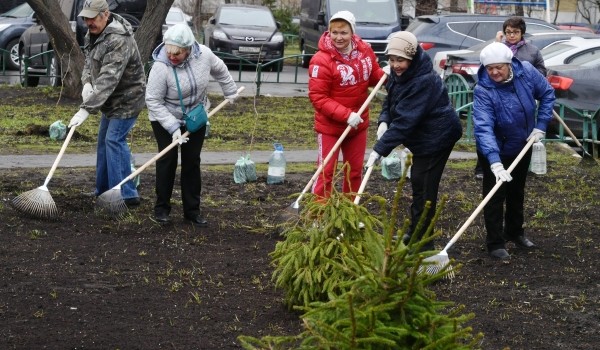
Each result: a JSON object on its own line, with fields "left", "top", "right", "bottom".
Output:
{"left": 285, "top": 73, "right": 388, "bottom": 216}
{"left": 96, "top": 87, "right": 245, "bottom": 218}
{"left": 422, "top": 137, "right": 536, "bottom": 279}
{"left": 552, "top": 110, "right": 598, "bottom": 167}
{"left": 11, "top": 125, "right": 77, "bottom": 219}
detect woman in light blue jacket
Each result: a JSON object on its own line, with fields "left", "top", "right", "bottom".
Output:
{"left": 146, "top": 24, "right": 238, "bottom": 226}
{"left": 473, "top": 42, "right": 555, "bottom": 260}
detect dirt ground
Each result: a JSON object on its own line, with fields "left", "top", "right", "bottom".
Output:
{"left": 1, "top": 90, "right": 599, "bottom": 349}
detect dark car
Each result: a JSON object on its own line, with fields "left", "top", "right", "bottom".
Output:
{"left": 406, "top": 14, "right": 558, "bottom": 59}
{"left": 204, "top": 4, "right": 284, "bottom": 71}
{"left": 442, "top": 31, "right": 600, "bottom": 87}
{"left": 18, "top": 0, "right": 146, "bottom": 87}
{"left": 547, "top": 61, "right": 600, "bottom": 139}
{"left": 0, "top": 2, "right": 34, "bottom": 70}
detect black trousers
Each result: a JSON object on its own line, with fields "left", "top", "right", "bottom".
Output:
{"left": 479, "top": 149, "right": 532, "bottom": 251}
{"left": 408, "top": 146, "right": 454, "bottom": 243}
{"left": 151, "top": 121, "right": 206, "bottom": 218}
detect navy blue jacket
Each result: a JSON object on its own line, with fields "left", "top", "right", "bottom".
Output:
{"left": 374, "top": 47, "right": 462, "bottom": 157}
{"left": 473, "top": 58, "right": 555, "bottom": 164}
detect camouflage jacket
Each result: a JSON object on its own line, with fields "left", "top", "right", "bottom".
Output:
{"left": 80, "top": 13, "right": 146, "bottom": 119}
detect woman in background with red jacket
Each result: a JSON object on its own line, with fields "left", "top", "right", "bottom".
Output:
{"left": 308, "top": 10, "right": 386, "bottom": 199}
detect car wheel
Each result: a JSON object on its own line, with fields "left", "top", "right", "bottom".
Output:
{"left": 49, "top": 55, "right": 61, "bottom": 87}
{"left": 301, "top": 43, "right": 310, "bottom": 68}
{"left": 19, "top": 50, "right": 39, "bottom": 87}
{"left": 6, "top": 38, "right": 20, "bottom": 71}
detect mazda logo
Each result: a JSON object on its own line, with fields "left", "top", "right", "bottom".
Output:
{"left": 245, "top": 37, "right": 255, "bottom": 42}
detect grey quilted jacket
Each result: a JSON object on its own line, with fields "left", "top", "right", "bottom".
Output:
{"left": 145, "top": 42, "right": 237, "bottom": 134}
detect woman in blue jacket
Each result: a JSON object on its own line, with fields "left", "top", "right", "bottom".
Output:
{"left": 473, "top": 42, "right": 555, "bottom": 260}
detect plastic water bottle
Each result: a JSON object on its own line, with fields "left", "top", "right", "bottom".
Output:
{"left": 530, "top": 141, "right": 547, "bottom": 175}
{"left": 267, "top": 143, "right": 286, "bottom": 184}
{"left": 130, "top": 154, "right": 141, "bottom": 188}
{"left": 205, "top": 120, "right": 210, "bottom": 138}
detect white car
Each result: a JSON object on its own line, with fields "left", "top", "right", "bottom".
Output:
{"left": 432, "top": 48, "right": 472, "bottom": 76}
{"left": 542, "top": 37, "right": 600, "bottom": 66}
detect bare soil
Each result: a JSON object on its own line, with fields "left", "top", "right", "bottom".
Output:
{"left": 1, "top": 89, "right": 599, "bottom": 349}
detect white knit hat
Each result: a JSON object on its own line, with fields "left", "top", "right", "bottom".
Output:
{"left": 329, "top": 10, "right": 356, "bottom": 34}
{"left": 163, "top": 23, "right": 195, "bottom": 48}
{"left": 480, "top": 42, "right": 513, "bottom": 66}
{"left": 386, "top": 31, "right": 418, "bottom": 60}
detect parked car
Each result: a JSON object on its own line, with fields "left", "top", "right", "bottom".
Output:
{"left": 204, "top": 4, "right": 284, "bottom": 71}
{"left": 165, "top": 7, "right": 190, "bottom": 29}
{"left": 298, "top": 0, "right": 401, "bottom": 68}
{"left": 18, "top": 0, "right": 147, "bottom": 87}
{"left": 405, "top": 14, "right": 559, "bottom": 59}
{"left": 557, "top": 24, "right": 596, "bottom": 33}
{"left": 441, "top": 32, "right": 600, "bottom": 87}
{"left": 0, "top": 2, "right": 34, "bottom": 70}
{"left": 540, "top": 37, "right": 600, "bottom": 66}
{"left": 547, "top": 61, "right": 600, "bottom": 139}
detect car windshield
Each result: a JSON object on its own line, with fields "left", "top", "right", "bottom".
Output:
{"left": 219, "top": 8, "right": 275, "bottom": 27}
{"left": 1, "top": 3, "right": 33, "bottom": 17}
{"left": 330, "top": 0, "right": 398, "bottom": 23}
{"left": 541, "top": 43, "right": 578, "bottom": 60}
{"left": 166, "top": 10, "right": 184, "bottom": 23}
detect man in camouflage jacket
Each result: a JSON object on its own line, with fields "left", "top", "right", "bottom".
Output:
{"left": 68, "top": 0, "right": 146, "bottom": 206}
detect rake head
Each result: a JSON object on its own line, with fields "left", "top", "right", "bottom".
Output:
{"left": 419, "top": 250, "right": 454, "bottom": 280}
{"left": 10, "top": 185, "right": 59, "bottom": 220}
{"left": 95, "top": 187, "right": 128, "bottom": 219}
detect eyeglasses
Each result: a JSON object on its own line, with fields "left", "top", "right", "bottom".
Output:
{"left": 505, "top": 30, "right": 521, "bottom": 36}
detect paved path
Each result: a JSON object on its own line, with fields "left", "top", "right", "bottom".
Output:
{"left": 0, "top": 150, "right": 477, "bottom": 169}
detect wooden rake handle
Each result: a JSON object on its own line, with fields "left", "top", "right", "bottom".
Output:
{"left": 294, "top": 74, "right": 388, "bottom": 206}
{"left": 354, "top": 164, "right": 374, "bottom": 205}
{"left": 43, "top": 125, "right": 77, "bottom": 187}
{"left": 115, "top": 86, "right": 245, "bottom": 187}
{"left": 552, "top": 110, "right": 585, "bottom": 149}
{"left": 442, "top": 137, "right": 536, "bottom": 252}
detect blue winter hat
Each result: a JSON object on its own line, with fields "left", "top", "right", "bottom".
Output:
{"left": 163, "top": 23, "right": 195, "bottom": 48}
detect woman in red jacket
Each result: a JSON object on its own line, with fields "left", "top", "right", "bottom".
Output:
{"left": 308, "top": 10, "right": 386, "bottom": 199}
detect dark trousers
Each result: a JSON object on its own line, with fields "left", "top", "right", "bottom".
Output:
{"left": 479, "top": 149, "right": 532, "bottom": 251}
{"left": 408, "top": 146, "right": 454, "bottom": 243}
{"left": 151, "top": 121, "right": 206, "bottom": 218}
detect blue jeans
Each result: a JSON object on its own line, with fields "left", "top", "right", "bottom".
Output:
{"left": 95, "top": 115, "right": 138, "bottom": 199}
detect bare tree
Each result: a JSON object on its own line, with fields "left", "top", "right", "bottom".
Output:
{"left": 415, "top": 0, "right": 437, "bottom": 16}
{"left": 26, "top": 0, "right": 84, "bottom": 98}
{"left": 577, "top": 0, "right": 600, "bottom": 23}
{"left": 25, "top": 0, "right": 173, "bottom": 99}
{"left": 135, "top": 0, "right": 175, "bottom": 62}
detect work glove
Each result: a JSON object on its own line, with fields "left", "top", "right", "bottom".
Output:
{"left": 347, "top": 112, "right": 363, "bottom": 129}
{"left": 365, "top": 151, "right": 381, "bottom": 168}
{"left": 225, "top": 93, "right": 239, "bottom": 104}
{"left": 382, "top": 65, "right": 391, "bottom": 76}
{"left": 490, "top": 162, "right": 512, "bottom": 183}
{"left": 172, "top": 129, "right": 188, "bottom": 145}
{"left": 82, "top": 83, "right": 93, "bottom": 102}
{"left": 527, "top": 128, "right": 545, "bottom": 143}
{"left": 68, "top": 108, "right": 89, "bottom": 128}
{"left": 377, "top": 122, "right": 388, "bottom": 140}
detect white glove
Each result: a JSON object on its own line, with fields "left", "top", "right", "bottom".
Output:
{"left": 377, "top": 122, "right": 388, "bottom": 140}
{"left": 172, "top": 129, "right": 188, "bottom": 145}
{"left": 490, "top": 162, "right": 512, "bottom": 183}
{"left": 225, "top": 93, "right": 239, "bottom": 104}
{"left": 347, "top": 112, "right": 363, "bottom": 129}
{"left": 382, "top": 65, "right": 391, "bottom": 75}
{"left": 365, "top": 151, "right": 381, "bottom": 168}
{"left": 68, "top": 108, "right": 89, "bottom": 127}
{"left": 527, "top": 128, "right": 545, "bottom": 143}
{"left": 82, "top": 83, "right": 93, "bottom": 102}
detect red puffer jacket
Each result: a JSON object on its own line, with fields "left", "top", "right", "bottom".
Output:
{"left": 308, "top": 32, "right": 386, "bottom": 136}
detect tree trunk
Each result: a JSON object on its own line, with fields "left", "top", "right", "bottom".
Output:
{"left": 415, "top": 0, "right": 438, "bottom": 16}
{"left": 135, "top": 0, "right": 175, "bottom": 64}
{"left": 26, "top": 0, "right": 83, "bottom": 99}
